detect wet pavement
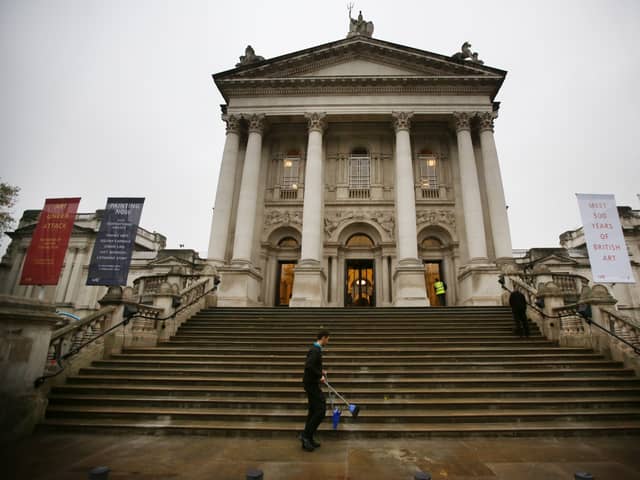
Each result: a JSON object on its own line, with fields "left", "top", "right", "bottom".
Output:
{"left": 3, "top": 432, "right": 640, "bottom": 479}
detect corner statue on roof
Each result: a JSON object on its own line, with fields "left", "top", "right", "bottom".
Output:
{"left": 347, "top": 4, "right": 374, "bottom": 38}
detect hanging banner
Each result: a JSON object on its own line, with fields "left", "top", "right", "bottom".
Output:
{"left": 576, "top": 193, "right": 635, "bottom": 284}
{"left": 86, "top": 197, "right": 145, "bottom": 286}
{"left": 20, "top": 197, "right": 81, "bottom": 285}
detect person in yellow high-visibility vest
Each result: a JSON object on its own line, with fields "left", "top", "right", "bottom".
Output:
{"left": 433, "top": 278, "right": 447, "bottom": 306}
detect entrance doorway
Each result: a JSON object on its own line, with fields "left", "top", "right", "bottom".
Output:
{"left": 345, "top": 259, "right": 375, "bottom": 307}
{"left": 424, "top": 261, "right": 445, "bottom": 306}
{"left": 276, "top": 261, "right": 296, "bottom": 306}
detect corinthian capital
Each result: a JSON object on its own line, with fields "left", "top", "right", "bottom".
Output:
{"left": 305, "top": 112, "right": 327, "bottom": 133}
{"left": 392, "top": 111, "right": 413, "bottom": 132}
{"left": 477, "top": 112, "right": 496, "bottom": 132}
{"left": 244, "top": 114, "right": 266, "bottom": 134}
{"left": 452, "top": 112, "right": 471, "bottom": 132}
{"left": 222, "top": 114, "right": 241, "bottom": 134}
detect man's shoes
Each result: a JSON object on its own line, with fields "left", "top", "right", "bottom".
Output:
{"left": 298, "top": 432, "right": 315, "bottom": 452}
{"left": 310, "top": 438, "right": 321, "bottom": 448}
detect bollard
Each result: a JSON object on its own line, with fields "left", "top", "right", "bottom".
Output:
{"left": 88, "top": 466, "right": 110, "bottom": 480}
{"left": 575, "top": 473, "right": 593, "bottom": 480}
{"left": 246, "top": 468, "right": 264, "bottom": 480}
{"left": 415, "top": 472, "right": 431, "bottom": 480}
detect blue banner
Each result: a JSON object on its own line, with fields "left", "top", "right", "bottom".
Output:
{"left": 87, "top": 197, "right": 145, "bottom": 286}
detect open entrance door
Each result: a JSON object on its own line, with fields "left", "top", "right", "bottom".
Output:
{"left": 345, "top": 259, "right": 375, "bottom": 307}
{"left": 424, "top": 261, "right": 445, "bottom": 306}
{"left": 276, "top": 261, "right": 296, "bottom": 306}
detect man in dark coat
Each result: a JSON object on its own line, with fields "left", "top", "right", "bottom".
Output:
{"left": 509, "top": 289, "right": 530, "bottom": 338}
{"left": 300, "top": 329, "right": 330, "bottom": 451}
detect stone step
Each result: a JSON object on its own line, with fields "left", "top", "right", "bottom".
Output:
{"left": 78, "top": 366, "right": 636, "bottom": 379}
{"left": 160, "top": 339, "right": 554, "bottom": 348}
{"left": 94, "top": 359, "right": 625, "bottom": 370}
{"left": 48, "top": 393, "right": 640, "bottom": 410}
{"left": 184, "top": 320, "right": 517, "bottom": 327}
{"left": 66, "top": 374, "right": 640, "bottom": 388}
{"left": 176, "top": 328, "right": 535, "bottom": 335}
{"left": 38, "top": 418, "right": 640, "bottom": 437}
{"left": 44, "top": 405, "right": 640, "bottom": 424}
{"left": 51, "top": 383, "right": 640, "bottom": 399}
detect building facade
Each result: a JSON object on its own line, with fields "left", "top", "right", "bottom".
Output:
{"left": 207, "top": 20, "right": 513, "bottom": 307}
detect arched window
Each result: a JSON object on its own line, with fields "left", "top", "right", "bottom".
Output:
{"left": 417, "top": 149, "right": 439, "bottom": 199}
{"left": 346, "top": 234, "right": 374, "bottom": 248}
{"left": 349, "top": 147, "right": 370, "bottom": 199}
{"left": 421, "top": 237, "right": 443, "bottom": 249}
{"left": 278, "top": 237, "right": 299, "bottom": 248}
{"left": 281, "top": 149, "right": 300, "bottom": 200}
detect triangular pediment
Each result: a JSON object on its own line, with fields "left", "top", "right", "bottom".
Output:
{"left": 300, "top": 58, "right": 424, "bottom": 77}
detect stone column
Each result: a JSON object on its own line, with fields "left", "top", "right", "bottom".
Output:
{"left": 454, "top": 112, "right": 488, "bottom": 262}
{"left": 231, "top": 114, "right": 265, "bottom": 264}
{"left": 207, "top": 114, "right": 241, "bottom": 264}
{"left": 477, "top": 112, "right": 513, "bottom": 262}
{"left": 391, "top": 112, "right": 428, "bottom": 306}
{"left": 64, "top": 247, "right": 87, "bottom": 304}
{"left": 5, "top": 248, "right": 26, "bottom": 295}
{"left": 290, "top": 113, "right": 327, "bottom": 307}
{"left": 55, "top": 249, "right": 76, "bottom": 303}
{"left": 217, "top": 114, "right": 265, "bottom": 307}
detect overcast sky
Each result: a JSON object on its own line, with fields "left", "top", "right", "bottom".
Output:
{"left": 1, "top": 0, "right": 639, "bottom": 257}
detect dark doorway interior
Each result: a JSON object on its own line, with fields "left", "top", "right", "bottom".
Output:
{"left": 345, "top": 259, "right": 375, "bottom": 307}
{"left": 276, "top": 261, "right": 296, "bottom": 306}
{"left": 424, "top": 261, "right": 445, "bottom": 306}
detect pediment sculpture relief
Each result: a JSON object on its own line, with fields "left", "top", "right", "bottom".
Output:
{"left": 416, "top": 210, "right": 456, "bottom": 229}
{"left": 324, "top": 210, "right": 394, "bottom": 238}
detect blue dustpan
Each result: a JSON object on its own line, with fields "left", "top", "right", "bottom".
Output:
{"left": 332, "top": 407, "right": 342, "bottom": 429}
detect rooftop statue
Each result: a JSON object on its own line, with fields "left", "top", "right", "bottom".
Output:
{"left": 451, "top": 42, "right": 484, "bottom": 65}
{"left": 236, "top": 45, "right": 265, "bottom": 67}
{"left": 347, "top": 4, "right": 374, "bottom": 38}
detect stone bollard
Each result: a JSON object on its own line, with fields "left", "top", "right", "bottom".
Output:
{"left": 574, "top": 472, "right": 593, "bottom": 480}
{"left": 538, "top": 281, "right": 563, "bottom": 342}
{"left": 246, "top": 468, "right": 264, "bottom": 480}
{"left": 414, "top": 472, "right": 432, "bottom": 480}
{"left": 88, "top": 466, "right": 110, "bottom": 479}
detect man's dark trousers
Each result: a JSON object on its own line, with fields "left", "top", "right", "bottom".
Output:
{"left": 303, "top": 381, "right": 326, "bottom": 440}
{"left": 513, "top": 308, "right": 530, "bottom": 337}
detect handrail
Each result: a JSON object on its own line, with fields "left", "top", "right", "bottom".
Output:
{"left": 34, "top": 280, "right": 218, "bottom": 388}
{"left": 555, "top": 303, "right": 640, "bottom": 355}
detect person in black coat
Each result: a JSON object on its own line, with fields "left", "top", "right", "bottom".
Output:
{"left": 509, "top": 289, "right": 530, "bottom": 338}
{"left": 300, "top": 329, "right": 330, "bottom": 452}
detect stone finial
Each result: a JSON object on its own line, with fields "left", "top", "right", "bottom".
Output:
{"left": 451, "top": 42, "right": 484, "bottom": 64}
{"left": 347, "top": 6, "right": 374, "bottom": 38}
{"left": 222, "top": 114, "right": 241, "bottom": 135}
{"left": 392, "top": 111, "right": 414, "bottom": 132}
{"left": 305, "top": 112, "right": 327, "bottom": 133}
{"left": 477, "top": 112, "right": 496, "bottom": 132}
{"left": 452, "top": 112, "right": 471, "bottom": 132}
{"left": 235, "top": 45, "right": 265, "bottom": 67}
{"left": 244, "top": 114, "right": 266, "bottom": 134}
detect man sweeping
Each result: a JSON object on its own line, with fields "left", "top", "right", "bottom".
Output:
{"left": 300, "top": 329, "right": 330, "bottom": 452}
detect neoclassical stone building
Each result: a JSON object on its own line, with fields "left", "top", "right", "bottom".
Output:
{"left": 208, "top": 19, "right": 513, "bottom": 307}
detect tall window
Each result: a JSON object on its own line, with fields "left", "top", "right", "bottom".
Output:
{"left": 418, "top": 150, "right": 439, "bottom": 199}
{"left": 281, "top": 150, "right": 300, "bottom": 200}
{"left": 349, "top": 147, "right": 370, "bottom": 199}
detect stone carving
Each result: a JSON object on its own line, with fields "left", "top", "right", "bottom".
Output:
{"left": 264, "top": 209, "right": 303, "bottom": 228}
{"left": 222, "top": 113, "right": 240, "bottom": 134}
{"left": 452, "top": 112, "right": 471, "bottom": 132}
{"left": 347, "top": 5, "right": 374, "bottom": 38}
{"left": 235, "top": 45, "right": 265, "bottom": 67}
{"left": 477, "top": 112, "right": 495, "bottom": 132}
{"left": 305, "top": 112, "right": 327, "bottom": 133}
{"left": 323, "top": 210, "right": 395, "bottom": 238}
{"left": 244, "top": 113, "right": 265, "bottom": 134}
{"left": 416, "top": 210, "right": 456, "bottom": 229}
{"left": 451, "top": 42, "right": 484, "bottom": 65}
{"left": 392, "top": 111, "right": 413, "bottom": 132}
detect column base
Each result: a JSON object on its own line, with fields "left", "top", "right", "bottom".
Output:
{"left": 393, "top": 259, "right": 429, "bottom": 307}
{"left": 216, "top": 263, "right": 263, "bottom": 307}
{"left": 457, "top": 263, "right": 503, "bottom": 306}
{"left": 290, "top": 260, "right": 326, "bottom": 307}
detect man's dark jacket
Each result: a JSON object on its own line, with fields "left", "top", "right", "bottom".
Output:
{"left": 303, "top": 344, "right": 323, "bottom": 385}
{"left": 509, "top": 290, "right": 527, "bottom": 312}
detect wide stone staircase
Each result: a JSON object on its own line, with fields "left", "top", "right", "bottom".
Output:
{"left": 42, "top": 307, "right": 640, "bottom": 437}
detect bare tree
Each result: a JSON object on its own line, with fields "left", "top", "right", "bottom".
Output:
{"left": 0, "top": 180, "right": 20, "bottom": 236}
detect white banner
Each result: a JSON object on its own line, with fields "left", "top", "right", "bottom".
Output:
{"left": 576, "top": 193, "right": 635, "bottom": 283}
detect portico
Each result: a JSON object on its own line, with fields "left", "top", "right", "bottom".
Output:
{"left": 207, "top": 20, "right": 513, "bottom": 307}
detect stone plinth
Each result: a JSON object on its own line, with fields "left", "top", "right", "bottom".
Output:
{"left": 289, "top": 260, "right": 326, "bottom": 307}
{"left": 393, "top": 259, "right": 429, "bottom": 306}
{"left": 457, "top": 264, "right": 503, "bottom": 305}
{"left": 216, "top": 263, "right": 263, "bottom": 307}
{"left": 0, "top": 295, "right": 59, "bottom": 441}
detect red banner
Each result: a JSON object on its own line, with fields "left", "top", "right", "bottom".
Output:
{"left": 20, "top": 198, "right": 81, "bottom": 285}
